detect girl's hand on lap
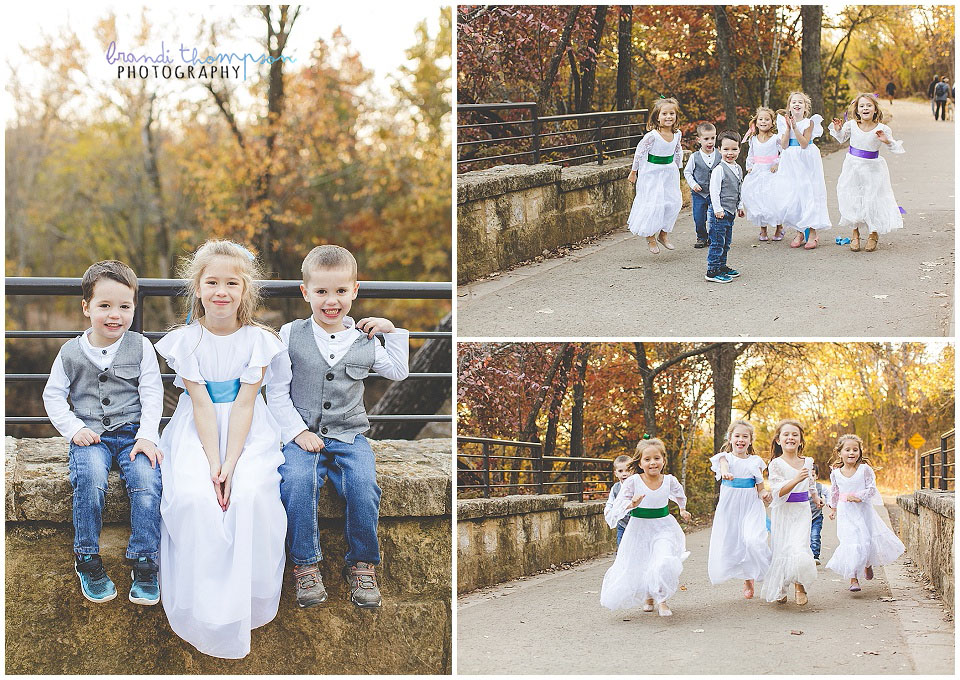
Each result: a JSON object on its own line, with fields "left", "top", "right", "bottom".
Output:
{"left": 294, "top": 430, "right": 324, "bottom": 452}
{"left": 218, "top": 463, "right": 236, "bottom": 511}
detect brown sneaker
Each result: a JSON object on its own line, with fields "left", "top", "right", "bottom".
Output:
{"left": 343, "top": 561, "right": 382, "bottom": 609}
{"left": 293, "top": 563, "right": 327, "bottom": 608}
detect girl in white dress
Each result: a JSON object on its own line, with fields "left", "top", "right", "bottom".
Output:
{"left": 157, "top": 241, "right": 288, "bottom": 659}
{"left": 627, "top": 98, "right": 684, "bottom": 254}
{"left": 772, "top": 91, "right": 832, "bottom": 249}
{"left": 602, "top": 437, "right": 692, "bottom": 617}
{"left": 826, "top": 434, "right": 905, "bottom": 592}
{"left": 829, "top": 93, "right": 905, "bottom": 252}
{"left": 708, "top": 420, "right": 772, "bottom": 599}
{"left": 741, "top": 107, "right": 783, "bottom": 242}
{"left": 760, "top": 419, "right": 821, "bottom": 605}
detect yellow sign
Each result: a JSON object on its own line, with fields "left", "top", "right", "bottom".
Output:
{"left": 908, "top": 433, "right": 926, "bottom": 450}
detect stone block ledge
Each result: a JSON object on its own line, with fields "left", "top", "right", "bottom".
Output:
{"left": 915, "top": 489, "right": 955, "bottom": 518}
{"left": 558, "top": 157, "right": 633, "bottom": 192}
{"left": 457, "top": 164, "right": 561, "bottom": 204}
{"left": 6, "top": 436, "right": 451, "bottom": 523}
{"left": 560, "top": 500, "right": 606, "bottom": 518}
{"left": 457, "top": 494, "right": 565, "bottom": 520}
{"left": 897, "top": 493, "right": 919, "bottom": 515}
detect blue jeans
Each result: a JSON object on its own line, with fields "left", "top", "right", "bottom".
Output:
{"left": 616, "top": 523, "right": 626, "bottom": 546}
{"left": 68, "top": 422, "right": 162, "bottom": 559}
{"left": 280, "top": 434, "right": 382, "bottom": 566}
{"left": 691, "top": 191, "right": 710, "bottom": 241}
{"left": 707, "top": 209, "right": 734, "bottom": 273}
{"left": 810, "top": 514, "right": 824, "bottom": 558}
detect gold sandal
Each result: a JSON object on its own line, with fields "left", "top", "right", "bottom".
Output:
{"left": 864, "top": 233, "right": 879, "bottom": 252}
{"left": 850, "top": 228, "right": 860, "bottom": 252}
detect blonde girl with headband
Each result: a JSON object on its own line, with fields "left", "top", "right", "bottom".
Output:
{"left": 708, "top": 420, "right": 772, "bottom": 599}
{"left": 825, "top": 434, "right": 905, "bottom": 592}
{"left": 829, "top": 93, "right": 905, "bottom": 252}
{"left": 156, "top": 240, "right": 287, "bottom": 658}
{"left": 601, "top": 437, "right": 692, "bottom": 617}
{"left": 627, "top": 97, "right": 684, "bottom": 255}
{"left": 772, "top": 91, "right": 832, "bottom": 249}
{"left": 759, "top": 419, "right": 820, "bottom": 605}
{"left": 741, "top": 106, "right": 784, "bottom": 242}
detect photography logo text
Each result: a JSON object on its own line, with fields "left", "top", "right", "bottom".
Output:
{"left": 106, "top": 41, "right": 295, "bottom": 80}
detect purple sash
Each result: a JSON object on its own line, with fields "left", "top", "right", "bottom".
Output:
{"left": 786, "top": 491, "right": 808, "bottom": 502}
{"left": 848, "top": 145, "right": 879, "bottom": 159}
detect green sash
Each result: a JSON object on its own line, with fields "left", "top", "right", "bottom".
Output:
{"left": 647, "top": 153, "right": 674, "bottom": 164}
{"left": 629, "top": 505, "right": 670, "bottom": 519}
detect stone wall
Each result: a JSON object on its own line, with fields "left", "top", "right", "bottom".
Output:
{"left": 896, "top": 489, "right": 954, "bottom": 613}
{"left": 5, "top": 436, "right": 451, "bottom": 674}
{"left": 457, "top": 494, "right": 616, "bottom": 593}
{"left": 456, "top": 156, "right": 692, "bottom": 283}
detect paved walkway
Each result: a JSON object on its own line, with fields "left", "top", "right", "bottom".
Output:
{"left": 457, "top": 502, "right": 954, "bottom": 674}
{"left": 457, "top": 100, "right": 954, "bottom": 337}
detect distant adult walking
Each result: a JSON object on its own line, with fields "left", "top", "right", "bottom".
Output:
{"left": 934, "top": 77, "right": 950, "bottom": 121}
{"left": 928, "top": 74, "right": 941, "bottom": 116}
{"left": 885, "top": 81, "right": 895, "bottom": 105}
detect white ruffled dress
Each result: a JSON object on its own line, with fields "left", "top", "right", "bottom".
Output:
{"left": 829, "top": 121, "right": 905, "bottom": 235}
{"left": 627, "top": 130, "right": 684, "bottom": 238}
{"left": 772, "top": 114, "right": 832, "bottom": 232}
{"left": 707, "top": 452, "right": 771, "bottom": 584}
{"left": 156, "top": 323, "right": 288, "bottom": 659}
{"left": 759, "top": 456, "right": 818, "bottom": 602}
{"left": 825, "top": 464, "right": 905, "bottom": 579}
{"left": 601, "top": 473, "right": 690, "bottom": 609}
{"left": 741, "top": 135, "right": 782, "bottom": 228}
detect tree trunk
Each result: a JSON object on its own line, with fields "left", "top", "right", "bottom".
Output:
{"left": 707, "top": 343, "right": 750, "bottom": 455}
{"left": 520, "top": 343, "right": 571, "bottom": 442}
{"left": 139, "top": 93, "right": 175, "bottom": 325}
{"left": 577, "top": 6, "right": 608, "bottom": 113}
{"left": 801, "top": 5, "right": 824, "bottom": 117}
{"left": 570, "top": 345, "right": 590, "bottom": 499}
{"left": 539, "top": 6, "right": 581, "bottom": 108}
{"left": 712, "top": 6, "right": 739, "bottom": 129}
{"left": 367, "top": 313, "right": 451, "bottom": 439}
{"left": 615, "top": 6, "right": 633, "bottom": 111}
{"left": 543, "top": 345, "right": 576, "bottom": 458}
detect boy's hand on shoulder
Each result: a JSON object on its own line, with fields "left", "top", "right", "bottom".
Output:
{"left": 130, "top": 439, "right": 163, "bottom": 468}
{"left": 72, "top": 428, "right": 101, "bottom": 446}
{"left": 294, "top": 430, "right": 325, "bottom": 453}
{"left": 356, "top": 317, "right": 395, "bottom": 338}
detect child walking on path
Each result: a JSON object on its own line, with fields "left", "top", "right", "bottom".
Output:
{"left": 773, "top": 91, "right": 832, "bottom": 249}
{"left": 156, "top": 241, "right": 288, "bottom": 659}
{"left": 601, "top": 438, "right": 691, "bottom": 617}
{"left": 605, "top": 454, "right": 633, "bottom": 546}
{"left": 809, "top": 464, "right": 827, "bottom": 564}
{"left": 829, "top": 93, "right": 905, "bottom": 252}
{"left": 740, "top": 106, "right": 783, "bottom": 241}
{"left": 627, "top": 98, "right": 683, "bottom": 254}
{"left": 704, "top": 130, "right": 745, "bottom": 284}
{"left": 707, "top": 420, "right": 772, "bottom": 599}
{"left": 826, "top": 434, "right": 905, "bottom": 592}
{"left": 760, "top": 419, "right": 820, "bottom": 606}
{"left": 683, "top": 122, "right": 719, "bottom": 249}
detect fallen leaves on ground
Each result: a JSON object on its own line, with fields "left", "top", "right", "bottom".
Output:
{"left": 790, "top": 630, "right": 803, "bottom": 635}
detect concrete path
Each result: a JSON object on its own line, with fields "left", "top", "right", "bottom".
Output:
{"left": 457, "top": 100, "right": 954, "bottom": 337}
{"left": 456, "top": 502, "right": 954, "bottom": 675}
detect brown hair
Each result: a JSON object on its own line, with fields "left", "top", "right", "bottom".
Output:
{"left": 717, "top": 129, "right": 741, "bottom": 147}
{"left": 720, "top": 419, "right": 756, "bottom": 456}
{"left": 627, "top": 437, "right": 667, "bottom": 475}
{"left": 848, "top": 93, "right": 885, "bottom": 124}
{"left": 831, "top": 433, "right": 871, "bottom": 469}
{"left": 784, "top": 91, "right": 813, "bottom": 118}
{"left": 81, "top": 260, "right": 138, "bottom": 302}
{"left": 301, "top": 245, "right": 358, "bottom": 283}
{"left": 695, "top": 122, "right": 716, "bottom": 138}
{"left": 613, "top": 454, "right": 631, "bottom": 466}
{"left": 744, "top": 106, "right": 776, "bottom": 142}
{"left": 646, "top": 98, "right": 681, "bottom": 132}
{"left": 769, "top": 419, "right": 805, "bottom": 461}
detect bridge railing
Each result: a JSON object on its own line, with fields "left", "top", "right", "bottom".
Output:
{"left": 5, "top": 277, "right": 453, "bottom": 429}
{"left": 457, "top": 103, "right": 649, "bottom": 173}
{"left": 457, "top": 435, "right": 612, "bottom": 502}
{"left": 918, "top": 429, "right": 955, "bottom": 491}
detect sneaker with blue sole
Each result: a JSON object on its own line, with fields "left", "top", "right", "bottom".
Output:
{"left": 130, "top": 556, "right": 161, "bottom": 605}
{"left": 704, "top": 271, "right": 732, "bottom": 283}
{"left": 75, "top": 554, "right": 117, "bottom": 603}
{"left": 720, "top": 266, "right": 740, "bottom": 278}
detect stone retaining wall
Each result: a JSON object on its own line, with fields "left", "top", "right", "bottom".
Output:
{"left": 896, "top": 489, "right": 954, "bottom": 613}
{"left": 5, "top": 436, "right": 452, "bottom": 674}
{"left": 456, "top": 156, "right": 692, "bottom": 283}
{"left": 456, "top": 494, "right": 616, "bottom": 593}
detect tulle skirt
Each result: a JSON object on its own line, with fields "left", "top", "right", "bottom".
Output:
{"left": 601, "top": 515, "right": 689, "bottom": 609}
{"left": 826, "top": 502, "right": 905, "bottom": 578}
{"left": 627, "top": 164, "right": 682, "bottom": 237}
{"left": 772, "top": 146, "right": 832, "bottom": 232}
{"left": 836, "top": 155, "right": 903, "bottom": 235}
{"left": 708, "top": 487, "right": 771, "bottom": 583}
{"left": 759, "top": 500, "right": 817, "bottom": 602}
{"left": 741, "top": 164, "right": 780, "bottom": 228}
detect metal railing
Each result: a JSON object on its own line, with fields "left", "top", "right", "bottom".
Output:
{"left": 919, "top": 429, "right": 955, "bottom": 491}
{"left": 5, "top": 277, "right": 452, "bottom": 427}
{"left": 456, "top": 436, "right": 613, "bottom": 502}
{"left": 457, "top": 103, "right": 649, "bottom": 172}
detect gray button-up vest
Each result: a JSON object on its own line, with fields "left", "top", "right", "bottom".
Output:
{"left": 288, "top": 319, "right": 376, "bottom": 443}
{"left": 60, "top": 331, "right": 143, "bottom": 433}
{"left": 691, "top": 151, "right": 720, "bottom": 196}
{"left": 712, "top": 163, "right": 743, "bottom": 215}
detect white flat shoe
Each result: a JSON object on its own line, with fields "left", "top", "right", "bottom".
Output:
{"left": 657, "top": 603, "right": 672, "bottom": 617}
{"left": 642, "top": 600, "right": 655, "bottom": 612}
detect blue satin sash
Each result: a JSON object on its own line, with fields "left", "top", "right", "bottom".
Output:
{"left": 205, "top": 378, "right": 241, "bottom": 403}
{"left": 721, "top": 477, "right": 757, "bottom": 488}
{"left": 788, "top": 138, "right": 800, "bottom": 147}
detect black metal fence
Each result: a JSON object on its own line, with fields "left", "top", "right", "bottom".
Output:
{"left": 5, "top": 277, "right": 452, "bottom": 428}
{"left": 918, "top": 429, "right": 955, "bottom": 491}
{"left": 456, "top": 436, "right": 613, "bottom": 502}
{"left": 457, "top": 102, "right": 649, "bottom": 173}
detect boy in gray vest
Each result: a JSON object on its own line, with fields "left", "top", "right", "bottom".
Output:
{"left": 704, "top": 130, "right": 745, "bottom": 284}
{"left": 41, "top": 260, "right": 164, "bottom": 605}
{"left": 605, "top": 455, "right": 633, "bottom": 545}
{"left": 267, "top": 245, "right": 409, "bottom": 609}
{"left": 683, "top": 122, "right": 720, "bottom": 249}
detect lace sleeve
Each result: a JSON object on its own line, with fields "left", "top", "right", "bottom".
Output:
{"left": 828, "top": 469, "right": 840, "bottom": 508}
{"left": 767, "top": 458, "right": 789, "bottom": 508}
{"left": 631, "top": 132, "right": 656, "bottom": 171}
{"left": 668, "top": 475, "right": 687, "bottom": 509}
{"left": 830, "top": 120, "right": 851, "bottom": 144}
{"left": 860, "top": 465, "right": 883, "bottom": 505}
{"left": 604, "top": 475, "right": 637, "bottom": 527}
{"left": 745, "top": 137, "right": 755, "bottom": 171}
{"left": 673, "top": 130, "right": 684, "bottom": 168}
{"left": 709, "top": 451, "right": 730, "bottom": 480}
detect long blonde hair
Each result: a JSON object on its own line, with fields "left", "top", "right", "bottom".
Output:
{"left": 744, "top": 106, "right": 777, "bottom": 142}
{"left": 628, "top": 437, "right": 668, "bottom": 475}
{"left": 720, "top": 419, "right": 756, "bottom": 456}
{"left": 769, "top": 418, "right": 806, "bottom": 461}
{"left": 783, "top": 91, "right": 813, "bottom": 119}
{"left": 848, "top": 93, "right": 885, "bottom": 124}
{"left": 831, "top": 433, "right": 871, "bottom": 469}
{"left": 646, "top": 98, "right": 681, "bottom": 132}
